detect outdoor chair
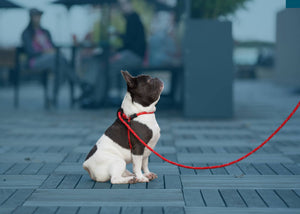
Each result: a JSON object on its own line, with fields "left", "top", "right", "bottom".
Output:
{"left": 0, "top": 48, "right": 15, "bottom": 86}
{"left": 13, "top": 47, "right": 51, "bottom": 108}
{"left": 13, "top": 47, "right": 77, "bottom": 109}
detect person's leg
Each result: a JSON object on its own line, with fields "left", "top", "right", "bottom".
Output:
{"left": 31, "top": 53, "right": 58, "bottom": 103}
{"left": 80, "top": 56, "right": 100, "bottom": 85}
{"left": 32, "top": 53, "right": 79, "bottom": 105}
{"left": 79, "top": 55, "right": 107, "bottom": 108}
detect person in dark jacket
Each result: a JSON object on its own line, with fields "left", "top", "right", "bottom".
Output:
{"left": 118, "top": 2, "right": 146, "bottom": 60}
{"left": 22, "top": 8, "right": 81, "bottom": 105}
{"left": 81, "top": 0, "right": 146, "bottom": 108}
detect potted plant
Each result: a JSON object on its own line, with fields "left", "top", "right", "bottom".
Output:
{"left": 183, "top": 0, "right": 250, "bottom": 118}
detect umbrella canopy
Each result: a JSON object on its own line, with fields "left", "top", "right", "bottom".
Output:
{"left": 145, "top": 0, "right": 176, "bottom": 12}
{"left": 52, "top": 0, "right": 117, "bottom": 8}
{"left": 0, "top": 0, "right": 22, "bottom": 8}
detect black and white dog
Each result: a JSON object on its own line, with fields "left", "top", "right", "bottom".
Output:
{"left": 83, "top": 70, "right": 164, "bottom": 184}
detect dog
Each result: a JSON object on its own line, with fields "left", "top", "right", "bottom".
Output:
{"left": 83, "top": 70, "right": 164, "bottom": 184}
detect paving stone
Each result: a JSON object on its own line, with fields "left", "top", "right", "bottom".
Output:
{"left": 0, "top": 175, "right": 47, "bottom": 189}
{"left": 54, "top": 163, "right": 86, "bottom": 174}
{"left": 0, "top": 207, "right": 15, "bottom": 214}
{"left": 275, "top": 190, "right": 300, "bottom": 208}
{"left": 111, "top": 184, "right": 128, "bottom": 189}
{"left": 266, "top": 163, "right": 293, "bottom": 175}
{"left": 129, "top": 182, "right": 146, "bottom": 189}
{"left": 99, "top": 206, "right": 120, "bottom": 214}
{"left": 75, "top": 175, "right": 95, "bottom": 189}
{"left": 0, "top": 189, "right": 16, "bottom": 205}
{"left": 77, "top": 207, "right": 100, "bottom": 214}
{"left": 0, "top": 163, "right": 15, "bottom": 174}
{"left": 37, "top": 163, "right": 59, "bottom": 175}
{"left": 5, "top": 163, "right": 29, "bottom": 175}
{"left": 181, "top": 175, "right": 300, "bottom": 189}
{"left": 0, "top": 153, "right": 66, "bottom": 163}
{"left": 57, "top": 175, "right": 81, "bottom": 189}
{"left": 183, "top": 189, "right": 205, "bottom": 206}
{"left": 149, "top": 154, "right": 164, "bottom": 163}
{"left": 294, "top": 189, "right": 300, "bottom": 197}
{"left": 238, "top": 189, "right": 267, "bottom": 207}
{"left": 147, "top": 175, "right": 164, "bottom": 189}
{"left": 175, "top": 139, "right": 261, "bottom": 147}
{"left": 220, "top": 189, "right": 247, "bottom": 207}
{"left": 179, "top": 167, "right": 196, "bottom": 175}
{"left": 142, "top": 207, "right": 163, "bottom": 214}
{"left": 21, "top": 163, "right": 44, "bottom": 175}
{"left": 177, "top": 153, "right": 293, "bottom": 163}
{"left": 55, "top": 206, "right": 79, "bottom": 214}
{"left": 47, "top": 146, "right": 63, "bottom": 153}
{"left": 224, "top": 164, "right": 244, "bottom": 176}
{"left": 256, "top": 189, "right": 287, "bottom": 208}
{"left": 39, "top": 175, "right": 64, "bottom": 189}
{"left": 214, "top": 147, "right": 228, "bottom": 153}
{"left": 121, "top": 206, "right": 141, "bottom": 214}
{"left": 201, "top": 189, "right": 225, "bottom": 207}
{"left": 238, "top": 163, "right": 260, "bottom": 175}
{"left": 209, "top": 164, "right": 228, "bottom": 175}
{"left": 194, "top": 164, "right": 212, "bottom": 175}
{"left": 24, "top": 189, "right": 184, "bottom": 206}
{"left": 185, "top": 207, "right": 300, "bottom": 214}
{"left": 252, "top": 163, "right": 276, "bottom": 175}
{"left": 63, "top": 153, "right": 82, "bottom": 163}
{"left": 164, "top": 206, "right": 185, "bottom": 214}
{"left": 164, "top": 175, "right": 181, "bottom": 189}
{"left": 34, "top": 207, "right": 58, "bottom": 214}
{"left": 93, "top": 182, "right": 111, "bottom": 189}
{"left": 282, "top": 163, "right": 300, "bottom": 175}
{"left": 2, "top": 189, "right": 34, "bottom": 207}
{"left": 12, "top": 206, "right": 37, "bottom": 214}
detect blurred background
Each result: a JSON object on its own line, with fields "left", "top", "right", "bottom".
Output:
{"left": 0, "top": 0, "right": 298, "bottom": 118}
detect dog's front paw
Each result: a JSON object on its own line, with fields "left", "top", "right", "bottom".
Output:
{"left": 144, "top": 172, "right": 158, "bottom": 181}
{"left": 135, "top": 175, "right": 149, "bottom": 183}
{"left": 129, "top": 177, "right": 138, "bottom": 184}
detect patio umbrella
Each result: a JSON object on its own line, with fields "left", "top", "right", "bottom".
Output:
{"left": 52, "top": 0, "right": 117, "bottom": 9}
{"left": 52, "top": 0, "right": 120, "bottom": 44}
{"left": 145, "top": 0, "right": 175, "bottom": 12}
{"left": 0, "top": 0, "right": 22, "bottom": 8}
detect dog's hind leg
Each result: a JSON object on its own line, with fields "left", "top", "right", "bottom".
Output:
{"left": 122, "top": 169, "right": 134, "bottom": 177}
{"left": 109, "top": 160, "right": 136, "bottom": 184}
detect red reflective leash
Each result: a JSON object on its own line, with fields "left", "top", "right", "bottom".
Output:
{"left": 118, "top": 101, "right": 300, "bottom": 169}
{"left": 120, "top": 111, "right": 155, "bottom": 149}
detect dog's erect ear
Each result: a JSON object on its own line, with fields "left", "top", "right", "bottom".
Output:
{"left": 121, "top": 70, "right": 135, "bottom": 88}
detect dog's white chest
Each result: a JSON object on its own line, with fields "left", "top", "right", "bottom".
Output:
{"left": 134, "top": 114, "right": 160, "bottom": 157}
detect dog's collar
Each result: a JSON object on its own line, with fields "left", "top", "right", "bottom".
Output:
{"left": 117, "top": 108, "right": 155, "bottom": 121}
{"left": 117, "top": 108, "right": 155, "bottom": 150}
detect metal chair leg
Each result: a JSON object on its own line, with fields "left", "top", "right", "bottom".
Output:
{"left": 13, "top": 68, "right": 19, "bottom": 108}
{"left": 42, "top": 71, "right": 50, "bottom": 109}
{"left": 69, "top": 80, "right": 74, "bottom": 108}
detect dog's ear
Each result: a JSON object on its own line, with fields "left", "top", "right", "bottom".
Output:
{"left": 121, "top": 70, "right": 135, "bottom": 88}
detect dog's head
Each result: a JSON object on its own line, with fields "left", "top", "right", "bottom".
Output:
{"left": 121, "top": 70, "right": 164, "bottom": 107}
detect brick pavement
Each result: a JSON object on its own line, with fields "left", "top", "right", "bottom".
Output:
{"left": 0, "top": 80, "right": 300, "bottom": 214}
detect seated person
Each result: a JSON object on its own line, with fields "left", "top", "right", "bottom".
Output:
{"left": 22, "top": 8, "right": 82, "bottom": 105}
{"left": 81, "top": 0, "right": 146, "bottom": 108}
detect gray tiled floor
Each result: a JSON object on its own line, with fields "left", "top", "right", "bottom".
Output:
{"left": 0, "top": 80, "right": 300, "bottom": 213}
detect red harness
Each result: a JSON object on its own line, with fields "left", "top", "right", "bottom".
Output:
{"left": 117, "top": 101, "right": 300, "bottom": 169}
{"left": 118, "top": 109, "right": 155, "bottom": 149}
